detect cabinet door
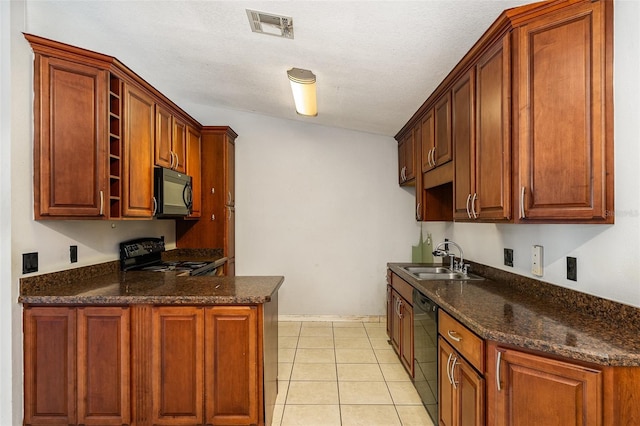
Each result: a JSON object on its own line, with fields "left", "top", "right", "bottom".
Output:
{"left": 151, "top": 307, "right": 204, "bottom": 425}
{"left": 399, "top": 299, "right": 414, "bottom": 377}
{"left": 225, "top": 135, "right": 236, "bottom": 260}
{"left": 155, "top": 104, "right": 173, "bottom": 169}
{"left": 434, "top": 92, "right": 452, "bottom": 166}
{"left": 452, "top": 70, "right": 475, "bottom": 221}
{"left": 186, "top": 125, "right": 202, "bottom": 218}
{"left": 398, "top": 132, "right": 415, "bottom": 184}
{"left": 439, "top": 337, "right": 484, "bottom": 426}
{"left": 475, "top": 36, "right": 511, "bottom": 221}
{"left": 491, "top": 346, "right": 602, "bottom": 426}
{"left": 455, "top": 354, "right": 484, "bottom": 426}
{"left": 390, "top": 291, "right": 401, "bottom": 354}
{"left": 516, "top": 1, "right": 610, "bottom": 222}
{"left": 35, "top": 56, "right": 108, "bottom": 219}
{"left": 421, "top": 109, "right": 435, "bottom": 173}
{"left": 123, "top": 83, "right": 155, "bottom": 217}
{"left": 386, "top": 284, "right": 393, "bottom": 339}
{"left": 77, "top": 307, "right": 130, "bottom": 426}
{"left": 439, "top": 338, "right": 456, "bottom": 426}
{"left": 24, "top": 307, "right": 76, "bottom": 425}
{"left": 205, "top": 306, "right": 258, "bottom": 426}
{"left": 172, "top": 116, "right": 187, "bottom": 173}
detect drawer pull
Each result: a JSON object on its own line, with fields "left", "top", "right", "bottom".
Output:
{"left": 447, "top": 330, "right": 462, "bottom": 342}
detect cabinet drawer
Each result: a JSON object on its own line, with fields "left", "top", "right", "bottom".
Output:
{"left": 391, "top": 273, "right": 413, "bottom": 305}
{"left": 439, "top": 310, "right": 484, "bottom": 372}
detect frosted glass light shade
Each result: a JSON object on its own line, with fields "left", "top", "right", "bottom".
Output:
{"left": 287, "top": 68, "right": 317, "bottom": 117}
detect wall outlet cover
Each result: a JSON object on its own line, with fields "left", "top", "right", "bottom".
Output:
{"left": 531, "top": 245, "right": 543, "bottom": 277}
{"left": 22, "top": 252, "right": 38, "bottom": 274}
{"left": 504, "top": 248, "right": 514, "bottom": 267}
{"left": 70, "top": 245, "right": 78, "bottom": 263}
{"left": 567, "top": 257, "right": 577, "bottom": 281}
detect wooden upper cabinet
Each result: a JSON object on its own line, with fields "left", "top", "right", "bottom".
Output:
{"left": 453, "top": 70, "right": 475, "bottom": 221}
{"left": 122, "top": 83, "right": 155, "bottom": 218}
{"left": 26, "top": 34, "right": 204, "bottom": 221}
{"left": 488, "top": 344, "right": 602, "bottom": 426}
{"left": 155, "top": 105, "right": 173, "bottom": 169}
{"left": 515, "top": 0, "right": 613, "bottom": 223}
{"left": 434, "top": 93, "right": 453, "bottom": 167}
{"left": 186, "top": 125, "right": 202, "bottom": 218}
{"left": 172, "top": 116, "right": 187, "bottom": 173}
{"left": 398, "top": 131, "right": 415, "bottom": 185}
{"left": 33, "top": 55, "right": 108, "bottom": 219}
{"left": 454, "top": 36, "right": 512, "bottom": 222}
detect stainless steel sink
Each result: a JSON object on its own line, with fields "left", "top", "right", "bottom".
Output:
{"left": 400, "top": 265, "right": 484, "bottom": 281}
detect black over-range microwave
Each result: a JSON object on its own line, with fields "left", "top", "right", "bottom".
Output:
{"left": 154, "top": 167, "right": 192, "bottom": 217}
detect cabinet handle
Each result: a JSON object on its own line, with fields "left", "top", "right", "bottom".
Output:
{"left": 447, "top": 330, "right": 462, "bottom": 342}
{"left": 211, "top": 187, "right": 215, "bottom": 194}
{"left": 451, "top": 355, "right": 458, "bottom": 389}
{"left": 398, "top": 299, "right": 403, "bottom": 319}
{"left": 228, "top": 191, "right": 232, "bottom": 205}
{"left": 471, "top": 193, "right": 478, "bottom": 219}
{"left": 175, "top": 152, "right": 180, "bottom": 169}
{"left": 152, "top": 196, "right": 157, "bottom": 216}
{"left": 400, "top": 166, "right": 406, "bottom": 181}
{"left": 99, "top": 190, "right": 104, "bottom": 216}
{"left": 431, "top": 147, "right": 436, "bottom": 167}
{"left": 465, "top": 194, "right": 471, "bottom": 218}
{"left": 446, "top": 352, "right": 454, "bottom": 385}
{"left": 496, "top": 350, "right": 503, "bottom": 391}
{"left": 169, "top": 151, "right": 175, "bottom": 169}
{"left": 211, "top": 214, "right": 215, "bottom": 221}
{"left": 416, "top": 203, "right": 421, "bottom": 221}
{"left": 520, "top": 186, "right": 526, "bottom": 219}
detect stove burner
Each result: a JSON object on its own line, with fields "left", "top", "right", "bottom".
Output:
{"left": 119, "top": 237, "right": 221, "bottom": 276}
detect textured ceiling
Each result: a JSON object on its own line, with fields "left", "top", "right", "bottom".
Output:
{"left": 24, "top": 0, "right": 530, "bottom": 137}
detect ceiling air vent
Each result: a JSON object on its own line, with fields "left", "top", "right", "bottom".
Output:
{"left": 246, "top": 9, "right": 294, "bottom": 39}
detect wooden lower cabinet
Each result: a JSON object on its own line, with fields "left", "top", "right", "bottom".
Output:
{"left": 387, "top": 273, "right": 414, "bottom": 377}
{"left": 438, "top": 337, "right": 484, "bottom": 426}
{"left": 24, "top": 303, "right": 277, "bottom": 426}
{"left": 205, "top": 306, "right": 259, "bottom": 426}
{"left": 24, "top": 306, "right": 130, "bottom": 426}
{"left": 487, "top": 342, "right": 603, "bottom": 426}
{"left": 151, "top": 307, "right": 205, "bottom": 425}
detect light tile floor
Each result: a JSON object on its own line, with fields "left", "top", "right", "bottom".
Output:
{"left": 275, "top": 321, "right": 435, "bottom": 426}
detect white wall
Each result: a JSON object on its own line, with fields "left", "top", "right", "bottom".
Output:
{"left": 180, "top": 104, "right": 419, "bottom": 316}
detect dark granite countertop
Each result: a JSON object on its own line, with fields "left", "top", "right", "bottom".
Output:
{"left": 388, "top": 262, "right": 640, "bottom": 367}
{"left": 19, "top": 250, "right": 283, "bottom": 305}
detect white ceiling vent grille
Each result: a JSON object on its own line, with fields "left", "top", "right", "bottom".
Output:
{"left": 246, "top": 9, "right": 294, "bottom": 39}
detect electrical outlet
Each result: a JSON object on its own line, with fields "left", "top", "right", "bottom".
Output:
{"left": 22, "top": 252, "right": 38, "bottom": 274}
{"left": 70, "top": 245, "right": 78, "bottom": 263}
{"left": 567, "top": 257, "right": 577, "bottom": 281}
{"left": 531, "top": 245, "right": 543, "bottom": 277}
{"left": 504, "top": 248, "right": 514, "bottom": 267}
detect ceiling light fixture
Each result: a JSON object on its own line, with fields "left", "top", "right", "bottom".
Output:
{"left": 287, "top": 68, "right": 317, "bottom": 117}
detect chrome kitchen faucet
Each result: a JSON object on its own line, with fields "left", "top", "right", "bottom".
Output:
{"left": 433, "top": 240, "right": 468, "bottom": 275}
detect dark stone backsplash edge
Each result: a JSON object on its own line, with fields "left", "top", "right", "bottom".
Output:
{"left": 20, "top": 248, "right": 224, "bottom": 296}
{"left": 466, "top": 260, "right": 640, "bottom": 327}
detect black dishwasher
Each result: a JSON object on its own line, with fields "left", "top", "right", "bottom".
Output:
{"left": 413, "top": 288, "right": 438, "bottom": 423}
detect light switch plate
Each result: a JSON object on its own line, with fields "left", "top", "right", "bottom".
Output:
{"left": 532, "top": 245, "right": 543, "bottom": 277}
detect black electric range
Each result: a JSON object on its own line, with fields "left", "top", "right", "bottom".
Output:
{"left": 119, "top": 237, "right": 223, "bottom": 276}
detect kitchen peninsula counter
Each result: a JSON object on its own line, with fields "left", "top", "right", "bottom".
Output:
{"left": 388, "top": 262, "right": 640, "bottom": 367}
{"left": 21, "top": 258, "right": 282, "bottom": 426}
{"left": 19, "top": 259, "right": 283, "bottom": 305}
